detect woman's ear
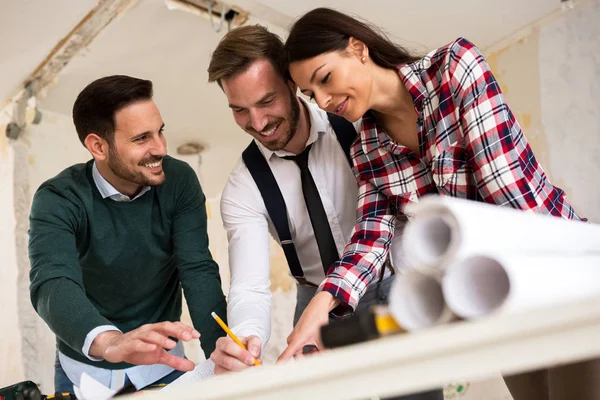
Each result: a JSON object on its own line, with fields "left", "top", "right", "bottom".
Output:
{"left": 348, "top": 37, "right": 368, "bottom": 62}
{"left": 84, "top": 133, "right": 109, "bottom": 161}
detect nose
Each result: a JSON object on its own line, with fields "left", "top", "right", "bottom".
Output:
{"left": 314, "top": 90, "right": 332, "bottom": 112}
{"left": 150, "top": 133, "right": 167, "bottom": 157}
{"left": 249, "top": 109, "right": 269, "bottom": 132}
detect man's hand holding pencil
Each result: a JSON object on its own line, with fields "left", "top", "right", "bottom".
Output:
{"left": 210, "top": 312, "right": 263, "bottom": 374}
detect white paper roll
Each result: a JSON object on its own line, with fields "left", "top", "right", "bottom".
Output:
{"left": 402, "top": 195, "right": 600, "bottom": 273}
{"left": 388, "top": 269, "right": 456, "bottom": 331}
{"left": 442, "top": 253, "right": 600, "bottom": 319}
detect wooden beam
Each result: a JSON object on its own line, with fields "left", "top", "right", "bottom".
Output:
{"left": 24, "top": 0, "right": 139, "bottom": 96}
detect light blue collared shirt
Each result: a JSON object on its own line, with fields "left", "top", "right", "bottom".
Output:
{"left": 58, "top": 162, "right": 184, "bottom": 391}
{"left": 92, "top": 162, "right": 151, "bottom": 201}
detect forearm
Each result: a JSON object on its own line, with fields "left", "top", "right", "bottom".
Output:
{"left": 33, "top": 278, "right": 113, "bottom": 355}
{"left": 312, "top": 291, "right": 341, "bottom": 312}
{"left": 227, "top": 282, "right": 272, "bottom": 346}
{"left": 221, "top": 182, "right": 273, "bottom": 347}
{"left": 181, "top": 264, "right": 227, "bottom": 357}
{"left": 321, "top": 213, "right": 396, "bottom": 313}
{"left": 88, "top": 330, "right": 122, "bottom": 358}
{"left": 319, "top": 175, "right": 396, "bottom": 313}
{"left": 178, "top": 254, "right": 227, "bottom": 357}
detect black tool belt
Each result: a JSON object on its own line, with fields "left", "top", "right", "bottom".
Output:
{"left": 0, "top": 381, "right": 76, "bottom": 400}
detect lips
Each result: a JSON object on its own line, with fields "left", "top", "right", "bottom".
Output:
{"left": 334, "top": 97, "right": 349, "bottom": 116}
{"left": 144, "top": 160, "right": 161, "bottom": 168}
{"left": 247, "top": 120, "right": 282, "bottom": 141}
{"left": 259, "top": 122, "right": 280, "bottom": 138}
{"left": 140, "top": 158, "right": 163, "bottom": 173}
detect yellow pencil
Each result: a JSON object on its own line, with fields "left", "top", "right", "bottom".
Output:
{"left": 211, "top": 311, "right": 262, "bottom": 366}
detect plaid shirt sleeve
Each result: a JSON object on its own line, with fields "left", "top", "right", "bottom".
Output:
{"left": 318, "top": 173, "right": 396, "bottom": 314}
{"left": 450, "top": 38, "right": 582, "bottom": 218}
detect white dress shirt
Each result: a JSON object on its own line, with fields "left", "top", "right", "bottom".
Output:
{"left": 220, "top": 101, "right": 403, "bottom": 347}
{"left": 58, "top": 162, "right": 184, "bottom": 391}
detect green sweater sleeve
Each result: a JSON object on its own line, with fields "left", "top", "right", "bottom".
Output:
{"left": 172, "top": 164, "right": 227, "bottom": 356}
{"left": 29, "top": 185, "right": 113, "bottom": 355}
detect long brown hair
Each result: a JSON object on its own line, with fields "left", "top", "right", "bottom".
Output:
{"left": 285, "top": 8, "right": 419, "bottom": 69}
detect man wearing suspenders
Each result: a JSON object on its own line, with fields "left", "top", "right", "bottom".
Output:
{"left": 207, "top": 25, "right": 442, "bottom": 400}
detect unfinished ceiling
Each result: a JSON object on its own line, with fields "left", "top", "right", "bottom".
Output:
{"left": 259, "top": 0, "right": 565, "bottom": 51}
{"left": 3, "top": 0, "right": 568, "bottom": 150}
{"left": 0, "top": 0, "right": 98, "bottom": 107}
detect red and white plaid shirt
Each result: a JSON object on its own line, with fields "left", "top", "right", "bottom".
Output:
{"left": 320, "top": 37, "right": 584, "bottom": 312}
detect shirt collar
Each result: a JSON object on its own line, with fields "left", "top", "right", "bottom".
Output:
{"left": 360, "top": 61, "right": 427, "bottom": 156}
{"left": 360, "top": 111, "right": 388, "bottom": 155}
{"left": 255, "top": 99, "right": 330, "bottom": 160}
{"left": 92, "top": 161, "right": 151, "bottom": 202}
{"left": 397, "top": 63, "right": 428, "bottom": 108}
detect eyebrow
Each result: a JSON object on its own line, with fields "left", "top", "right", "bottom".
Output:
{"left": 228, "top": 92, "right": 277, "bottom": 109}
{"left": 310, "top": 64, "right": 326, "bottom": 84}
{"left": 131, "top": 123, "right": 164, "bottom": 140}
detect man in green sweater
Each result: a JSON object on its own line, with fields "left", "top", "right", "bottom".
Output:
{"left": 28, "top": 75, "right": 226, "bottom": 393}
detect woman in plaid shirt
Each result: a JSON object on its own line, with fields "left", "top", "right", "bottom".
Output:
{"left": 280, "top": 7, "right": 593, "bottom": 400}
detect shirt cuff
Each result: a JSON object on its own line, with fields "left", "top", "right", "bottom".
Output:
{"left": 318, "top": 276, "right": 361, "bottom": 318}
{"left": 231, "top": 326, "right": 268, "bottom": 353}
{"left": 83, "top": 325, "right": 122, "bottom": 361}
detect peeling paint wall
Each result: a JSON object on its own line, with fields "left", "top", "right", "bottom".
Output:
{"left": 15, "top": 110, "right": 91, "bottom": 392}
{"left": 538, "top": 0, "right": 600, "bottom": 222}
{"left": 483, "top": 1, "right": 600, "bottom": 223}
{"left": 484, "top": 31, "right": 549, "bottom": 169}
{"left": 0, "top": 127, "right": 25, "bottom": 388}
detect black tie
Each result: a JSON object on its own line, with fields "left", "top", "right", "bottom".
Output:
{"left": 285, "top": 144, "right": 339, "bottom": 274}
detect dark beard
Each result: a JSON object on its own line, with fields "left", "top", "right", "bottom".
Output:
{"left": 107, "top": 145, "right": 163, "bottom": 187}
{"left": 287, "top": 86, "right": 300, "bottom": 142}
{"left": 259, "top": 87, "right": 301, "bottom": 151}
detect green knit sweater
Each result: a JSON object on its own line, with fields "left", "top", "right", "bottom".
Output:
{"left": 28, "top": 156, "right": 226, "bottom": 369}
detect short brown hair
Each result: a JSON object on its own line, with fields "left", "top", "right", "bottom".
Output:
{"left": 207, "top": 25, "right": 288, "bottom": 88}
{"left": 73, "top": 75, "right": 153, "bottom": 146}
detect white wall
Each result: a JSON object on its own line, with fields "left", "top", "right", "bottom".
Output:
{"left": 0, "top": 119, "right": 24, "bottom": 388}
{"left": 483, "top": 1, "right": 600, "bottom": 224}
{"left": 11, "top": 110, "right": 91, "bottom": 392}
{"left": 539, "top": 0, "right": 600, "bottom": 222}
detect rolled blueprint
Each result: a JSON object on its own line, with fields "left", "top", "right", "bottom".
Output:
{"left": 402, "top": 195, "right": 600, "bottom": 274}
{"left": 442, "top": 253, "right": 600, "bottom": 319}
{"left": 388, "top": 269, "right": 455, "bottom": 331}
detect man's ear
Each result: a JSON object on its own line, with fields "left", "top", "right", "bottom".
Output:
{"left": 348, "top": 36, "right": 368, "bottom": 61}
{"left": 84, "top": 133, "right": 109, "bottom": 161}
{"left": 287, "top": 78, "right": 298, "bottom": 94}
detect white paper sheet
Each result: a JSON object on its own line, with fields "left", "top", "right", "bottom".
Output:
{"left": 160, "top": 359, "right": 216, "bottom": 391}
{"left": 73, "top": 373, "right": 117, "bottom": 400}
{"left": 402, "top": 195, "right": 600, "bottom": 274}
{"left": 442, "top": 253, "right": 600, "bottom": 318}
{"left": 72, "top": 360, "right": 215, "bottom": 399}
{"left": 388, "top": 269, "right": 455, "bottom": 331}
